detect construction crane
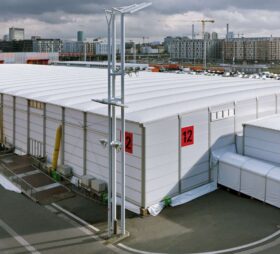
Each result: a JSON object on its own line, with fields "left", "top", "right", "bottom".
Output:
{"left": 192, "top": 20, "right": 215, "bottom": 39}
{"left": 192, "top": 20, "right": 215, "bottom": 69}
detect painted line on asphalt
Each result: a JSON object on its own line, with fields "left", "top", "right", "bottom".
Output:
{"left": 117, "top": 229, "right": 280, "bottom": 254}
{"left": 51, "top": 203, "right": 100, "bottom": 232}
{"left": 57, "top": 212, "right": 127, "bottom": 254}
{"left": 0, "top": 219, "right": 40, "bottom": 254}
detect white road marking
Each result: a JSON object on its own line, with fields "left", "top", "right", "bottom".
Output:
{"left": 117, "top": 229, "right": 280, "bottom": 254}
{"left": 57, "top": 213, "right": 127, "bottom": 254}
{"left": 52, "top": 203, "right": 100, "bottom": 232}
{"left": 0, "top": 219, "right": 40, "bottom": 254}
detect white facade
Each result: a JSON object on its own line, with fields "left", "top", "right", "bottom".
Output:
{"left": 9, "top": 27, "right": 24, "bottom": 41}
{"left": 94, "top": 40, "right": 121, "bottom": 56}
{"left": 1, "top": 65, "right": 280, "bottom": 210}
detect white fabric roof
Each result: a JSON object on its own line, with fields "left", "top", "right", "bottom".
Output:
{"left": 1, "top": 64, "right": 280, "bottom": 124}
{"left": 53, "top": 61, "right": 149, "bottom": 69}
{"left": 245, "top": 114, "right": 280, "bottom": 131}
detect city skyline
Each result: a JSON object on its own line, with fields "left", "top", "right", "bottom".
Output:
{"left": 0, "top": 0, "right": 279, "bottom": 41}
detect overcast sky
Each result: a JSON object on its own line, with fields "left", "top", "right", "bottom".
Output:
{"left": 0, "top": 0, "right": 279, "bottom": 41}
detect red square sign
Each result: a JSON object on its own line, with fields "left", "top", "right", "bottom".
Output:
{"left": 181, "top": 126, "right": 194, "bottom": 147}
{"left": 125, "top": 132, "right": 133, "bottom": 154}
{"left": 120, "top": 131, "right": 133, "bottom": 154}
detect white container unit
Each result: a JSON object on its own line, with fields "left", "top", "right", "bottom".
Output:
{"left": 266, "top": 167, "right": 280, "bottom": 208}
{"left": 1, "top": 65, "right": 280, "bottom": 211}
{"left": 218, "top": 152, "right": 249, "bottom": 191}
{"left": 240, "top": 159, "right": 275, "bottom": 201}
{"left": 244, "top": 115, "right": 280, "bottom": 164}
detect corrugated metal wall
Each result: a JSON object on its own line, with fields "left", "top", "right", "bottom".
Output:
{"left": 64, "top": 109, "right": 84, "bottom": 176}
{"left": 15, "top": 98, "right": 28, "bottom": 152}
{"left": 1, "top": 96, "right": 144, "bottom": 207}
{"left": 144, "top": 117, "right": 179, "bottom": 207}
{"left": 3, "top": 95, "right": 14, "bottom": 145}
{"left": 180, "top": 109, "right": 209, "bottom": 192}
{"left": 2, "top": 92, "right": 280, "bottom": 209}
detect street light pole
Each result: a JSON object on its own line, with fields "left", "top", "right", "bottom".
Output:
{"left": 120, "top": 12, "right": 126, "bottom": 235}
{"left": 93, "top": 2, "right": 151, "bottom": 238}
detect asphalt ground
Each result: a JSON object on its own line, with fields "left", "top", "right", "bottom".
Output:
{"left": 2, "top": 181, "right": 280, "bottom": 254}
{"left": 56, "top": 189, "right": 280, "bottom": 254}
{"left": 0, "top": 185, "right": 121, "bottom": 254}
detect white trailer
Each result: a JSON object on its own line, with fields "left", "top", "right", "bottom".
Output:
{"left": 1, "top": 64, "right": 280, "bottom": 212}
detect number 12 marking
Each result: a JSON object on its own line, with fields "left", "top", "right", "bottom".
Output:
{"left": 181, "top": 126, "right": 194, "bottom": 147}
{"left": 119, "top": 131, "right": 133, "bottom": 154}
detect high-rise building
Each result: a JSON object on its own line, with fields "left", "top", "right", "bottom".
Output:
{"left": 212, "top": 32, "right": 218, "bottom": 40}
{"left": 204, "top": 32, "right": 211, "bottom": 40}
{"left": 3, "top": 35, "right": 9, "bottom": 41}
{"left": 77, "top": 31, "right": 85, "bottom": 42}
{"left": 9, "top": 27, "right": 24, "bottom": 41}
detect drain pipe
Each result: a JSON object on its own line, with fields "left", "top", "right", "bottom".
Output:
{"left": 52, "top": 125, "right": 62, "bottom": 170}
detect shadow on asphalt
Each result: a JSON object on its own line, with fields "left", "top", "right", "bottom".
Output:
{"left": 121, "top": 189, "right": 280, "bottom": 254}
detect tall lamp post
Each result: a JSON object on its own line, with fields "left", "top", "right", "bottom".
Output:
{"left": 93, "top": 2, "right": 152, "bottom": 237}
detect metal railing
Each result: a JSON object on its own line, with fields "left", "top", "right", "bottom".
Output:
{"left": 0, "top": 163, "right": 38, "bottom": 202}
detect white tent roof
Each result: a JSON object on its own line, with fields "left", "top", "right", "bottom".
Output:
{"left": 1, "top": 64, "right": 280, "bottom": 124}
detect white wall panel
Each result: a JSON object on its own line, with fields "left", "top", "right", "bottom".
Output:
{"left": 87, "top": 113, "right": 143, "bottom": 206}
{"left": 3, "top": 95, "right": 14, "bottom": 145}
{"left": 64, "top": 109, "right": 84, "bottom": 176}
{"left": 181, "top": 109, "right": 209, "bottom": 192}
{"left": 15, "top": 98, "right": 27, "bottom": 152}
{"left": 210, "top": 103, "right": 235, "bottom": 151}
{"left": 145, "top": 116, "right": 179, "bottom": 207}
{"left": 235, "top": 99, "right": 257, "bottom": 132}
{"left": 258, "top": 95, "right": 276, "bottom": 118}
{"left": 244, "top": 125, "right": 280, "bottom": 164}
{"left": 30, "top": 108, "right": 43, "bottom": 142}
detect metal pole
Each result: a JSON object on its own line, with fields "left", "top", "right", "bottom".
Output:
{"left": 203, "top": 22, "right": 207, "bottom": 69}
{"left": 120, "top": 13, "right": 126, "bottom": 236}
{"left": 107, "top": 12, "right": 113, "bottom": 238}
{"left": 111, "top": 13, "right": 118, "bottom": 234}
{"left": 84, "top": 42, "right": 87, "bottom": 62}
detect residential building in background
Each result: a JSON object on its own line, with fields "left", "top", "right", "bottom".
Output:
{"left": 32, "top": 38, "right": 63, "bottom": 52}
{"left": 164, "top": 36, "right": 223, "bottom": 63}
{"left": 0, "top": 40, "right": 33, "bottom": 52}
{"left": 62, "top": 41, "right": 94, "bottom": 55}
{"left": 9, "top": 27, "right": 24, "bottom": 41}
{"left": 93, "top": 39, "right": 121, "bottom": 55}
{"left": 0, "top": 38, "right": 62, "bottom": 53}
{"left": 223, "top": 37, "right": 280, "bottom": 63}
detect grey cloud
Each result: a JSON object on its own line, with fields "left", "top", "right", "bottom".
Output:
{"left": 0, "top": 0, "right": 279, "bottom": 17}
{"left": 0, "top": 0, "right": 280, "bottom": 40}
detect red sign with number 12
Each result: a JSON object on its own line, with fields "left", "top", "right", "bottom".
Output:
{"left": 119, "top": 131, "right": 133, "bottom": 154}
{"left": 181, "top": 126, "right": 194, "bottom": 147}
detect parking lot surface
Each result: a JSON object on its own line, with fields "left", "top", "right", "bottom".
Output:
{"left": 57, "top": 189, "right": 280, "bottom": 254}
{"left": 0, "top": 186, "right": 120, "bottom": 254}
